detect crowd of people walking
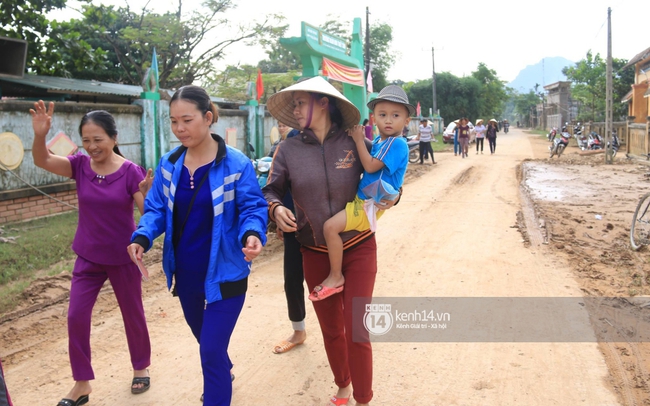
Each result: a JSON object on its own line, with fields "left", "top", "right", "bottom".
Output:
{"left": 12, "top": 71, "right": 517, "bottom": 406}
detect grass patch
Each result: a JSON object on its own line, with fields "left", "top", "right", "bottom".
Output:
{"left": 0, "top": 209, "right": 145, "bottom": 314}
{"left": 525, "top": 129, "right": 548, "bottom": 136}
{"left": 0, "top": 211, "right": 79, "bottom": 285}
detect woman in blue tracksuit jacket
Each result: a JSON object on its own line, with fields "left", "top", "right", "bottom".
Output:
{"left": 128, "top": 85, "right": 267, "bottom": 406}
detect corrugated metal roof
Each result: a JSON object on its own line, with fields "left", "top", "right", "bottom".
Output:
{"left": 0, "top": 74, "right": 143, "bottom": 97}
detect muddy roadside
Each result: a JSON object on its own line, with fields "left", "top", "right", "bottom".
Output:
{"left": 523, "top": 135, "right": 650, "bottom": 405}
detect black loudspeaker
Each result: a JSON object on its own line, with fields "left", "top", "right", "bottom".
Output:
{"left": 0, "top": 36, "right": 27, "bottom": 78}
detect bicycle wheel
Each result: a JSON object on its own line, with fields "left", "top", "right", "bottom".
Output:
{"left": 630, "top": 192, "right": 650, "bottom": 250}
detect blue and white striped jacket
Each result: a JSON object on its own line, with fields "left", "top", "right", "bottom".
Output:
{"left": 132, "top": 134, "right": 268, "bottom": 303}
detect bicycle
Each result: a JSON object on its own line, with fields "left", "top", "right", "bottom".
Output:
{"left": 630, "top": 192, "right": 650, "bottom": 250}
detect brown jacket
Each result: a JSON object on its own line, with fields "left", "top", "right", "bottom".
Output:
{"left": 263, "top": 124, "right": 373, "bottom": 251}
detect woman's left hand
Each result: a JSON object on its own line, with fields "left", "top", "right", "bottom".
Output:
{"left": 242, "top": 235, "right": 263, "bottom": 261}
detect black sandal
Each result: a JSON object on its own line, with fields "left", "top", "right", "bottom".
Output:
{"left": 57, "top": 394, "right": 89, "bottom": 406}
{"left": 131, "top": 376, "right": 151, "bottom": 394}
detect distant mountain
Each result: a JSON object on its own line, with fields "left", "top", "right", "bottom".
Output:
{"left": 508, "top": 57, "right": 575, "bottom": 93}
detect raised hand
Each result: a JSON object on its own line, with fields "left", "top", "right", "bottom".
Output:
{"left": 29, "top": 100, "right": 54, "bottom": 138}
{"left": 138, "top": 168, "right": 154, "bottom": 197}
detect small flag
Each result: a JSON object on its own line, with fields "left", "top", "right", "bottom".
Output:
{"left": 366, "top": 69, "right": 373, "bottom": 93}
{"left": 416, "top": 102, "right": 421, "bottom": 118}
{"left": 256, "top": 69, "right": 264, "bottom": 102}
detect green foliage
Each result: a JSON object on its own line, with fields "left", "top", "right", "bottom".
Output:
{"left": 206, "top": 64, "right": 299, "bottom": 102}
{"left": 257, "top": 22, "right": 301, "bottom": 73}
{"left": 13, "top": 0, "right": 282, "bottom": 88}
{"left": 0, "top": 0, "right": 67, "bottom": 73}
{"left": 404, "top": 64, "right": 507, "bottom": 124}
{"left": 508, "top": 89, "right": 541, "bottom": 127}
{"left": 367, "top": 23, "right": 394, "bottom": 91}
{"left": 471, "top": 63, "right": 508, "bottom": 119}
{"left": 563, "top": 51, "right": 633, "bottom": 121}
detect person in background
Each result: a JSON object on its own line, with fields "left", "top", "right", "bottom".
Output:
{"left": 30, "top": 101, "right": 151, "bottom": 406}
{"left": 402, "top": 124, "right": 409, "bottom": 137}
{"left": 269, "top": 121, "right": 292, "bottom": 158}
{"left": 270, "top": 125, "right": 308, "bottom": 355}
{"left": 457, "top": 117, "right": 471, "bottom": 158}
{"left": 416, "top": 117, "right": 436, "bottom": 165}
{"left": 474, "top": 119, "right": 486, "bottom": 154}
{"left": 486, "top": 118, "right": 499, "bottom": 155}
{"left": 363, "top": 119, "right": 374, "bottom": 141}
{"left": 453, "top": 119, "right": 460, "bottom": 156}
{"left": 128, "top": 85, "right": 267, "bottom": 406}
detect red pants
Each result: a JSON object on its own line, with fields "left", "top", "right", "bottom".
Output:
{"left": 302, "top": 237, "right": 377, "bottom": 404}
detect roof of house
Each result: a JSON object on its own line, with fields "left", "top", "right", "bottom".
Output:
{"left": 621, "top": 89, "right": 633, "bottom": 103}
{"left": 623, "top": 46, "right": 650, "bottom": 69}
{"left": 1, "top": 74, "right": 143, "bottom": 97}
{"left": 0, "top": 74, "right": 236, "bottom": 106}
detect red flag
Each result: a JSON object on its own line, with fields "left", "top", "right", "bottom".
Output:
{"left": 416, "top": 102, "right": 421, "bottom": 117}
{"left": 256, "top": 69, "right": 264, "bottom": 101}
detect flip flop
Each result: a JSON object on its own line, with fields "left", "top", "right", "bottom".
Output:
{"left": 309, "top": 285, "right": 344, "bottom": 301}
{"left": 131, "top": 376, "right": 150, "bottom": 394}
{"left": 57, "top": 395, "right": 89, "bottom": 406}
{"left": 272, "top": 339, "right": 305, "bottom": 354}
{"left": 330, "top": 395, "right": 350, "bottom": 405}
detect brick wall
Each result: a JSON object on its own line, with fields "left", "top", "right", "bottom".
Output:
{"left": 0, "top": 189, "right": 77, "bottom": 224}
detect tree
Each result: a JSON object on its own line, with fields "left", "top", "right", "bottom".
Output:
{"left": 508, "top": 89, "right": 541, "bottom": 127}
{"left": 409, "top": 72, "right": 481, "bottom": 121}
{"left": 257, "top": 22, "right": 301, "bottom": 74}
{"left": 563, "top": 51, "right": 633, "bottom": 121}
{"left": 471, "top": 63, "right": 508, "bottom": 119}
{"left": 0, "top": 0, "right": 70, "bottom": 73}
{"left": 18, "top": 0, "right": 282, "bottom": 88}
{"left": 206, "top": 64, "right": 298, "bottom": 102}
{"left": 367, "top": 23, "right": 394, "bottom": 91}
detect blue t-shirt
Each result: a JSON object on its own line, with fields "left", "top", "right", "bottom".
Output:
{"left": 357, "top": 136, "right": 408, "bottom": 201}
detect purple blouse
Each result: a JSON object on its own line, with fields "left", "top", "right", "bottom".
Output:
{"left": 68, "top": 154, "right": 145, "bottom": 265}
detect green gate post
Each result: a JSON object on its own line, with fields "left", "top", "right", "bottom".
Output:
{"left": 137, "top": 48, "right": 162, "bottom": 169}
{"left": 280, "top": 19, "right": 367, "bottom": 124}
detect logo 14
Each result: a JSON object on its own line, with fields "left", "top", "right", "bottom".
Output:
{"left": 363, "top": 304, "right": 393, "bottom": 335}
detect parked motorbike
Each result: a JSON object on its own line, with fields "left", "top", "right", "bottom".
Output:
{"left": 573, "top": 123, "right": 588, "bottom": 150}
{"left": 406, "top": 135, "right": 419, "bottom": 163}
{"left": 547, "top": 127, "right": 558, "bottom": 142}
{"left": 253, "top": 156, "right": 273, "bottom": 187}
{"left": 587, "top": 131, "right": 603, "bottom": 150}
{"left": 549, "top": 130, "right": 570, "bottom": 158}
{"left": 607, "top": 129, "right": 620, "bottom": 158}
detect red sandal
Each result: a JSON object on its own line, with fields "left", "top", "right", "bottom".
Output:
{"left": 309, "top": 284, "right": 344, "bottom": 301}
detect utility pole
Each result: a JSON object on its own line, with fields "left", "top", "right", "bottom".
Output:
{"left": 431, "top": 47, "right": 437, "bottom": 116}
{"left": 605, "top": 7, "right": 613, "bottom": 164}
{"left": 365, "top": 7, "right": 371, "bottom": 82}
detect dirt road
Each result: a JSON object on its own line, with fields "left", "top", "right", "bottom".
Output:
{"left": 1, "top": 129, "right": 635, "bottom": 405}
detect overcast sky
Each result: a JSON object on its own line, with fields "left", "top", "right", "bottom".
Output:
{"left": 50, "top": 0, "right": 645, "bottom": 84}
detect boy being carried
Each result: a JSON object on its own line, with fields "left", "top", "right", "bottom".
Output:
{"left": 309, "top": 85, "right": 413, "bottom": 301}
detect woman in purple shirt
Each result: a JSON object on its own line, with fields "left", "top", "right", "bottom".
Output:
{"left": 30, "top": 101, "right": 151, "bottom": 406}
